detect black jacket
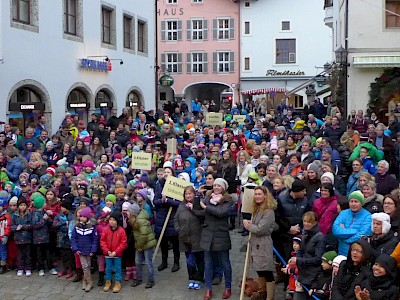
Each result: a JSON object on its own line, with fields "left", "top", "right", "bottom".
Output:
{"left": 369, "top": 233, "right": 399, "bottom": 264}
{"left": 311, "top": 269, "right": 333, "bottom": 300}
{"left": 93, "top": 129, "right": 110, "bottom": 149}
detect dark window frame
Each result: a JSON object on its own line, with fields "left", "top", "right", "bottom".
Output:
{"left": 102, "top": 7, "right": 112, "bottom": 44}
{"left": 64, "top": 0, "right": 77, "bottom": 35}
{"left": 123, "top": 15, "right": 132, "bottom": 49}
{"left": 13, "top": 0, "right": 30, "bottom": 24}
{"left": 276, "top": 39, "right": 296, "bottom": 64}
{"left": 138, "top": 20, "right": 145, "bottom": 52}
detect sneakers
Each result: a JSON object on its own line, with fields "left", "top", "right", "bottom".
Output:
{"left": 50, "top": 268, "right": 58, "bottom": 275}
{"left": 65, "top": 273, "right": 73, "bottom": 279}
{"left": 188, "top": 281, "right": 194, "bottom": 289}
{"left": 17, "top": 270, "right": 24, "bottom": 276}
{"left": 39, "top": 269, "right": 45, "bottom": 276}
{"left": 25, "top": 270, "right": 32, "bottom": 277}
{"left": 193, "top": 282, "right": 201, "bottom": 290}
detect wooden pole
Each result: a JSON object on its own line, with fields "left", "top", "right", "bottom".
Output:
{"left": 240, "top": 233, "right": 252, "bottom": 300}
{"left": 152, "top": 206, "right": 172, "bottom": 262}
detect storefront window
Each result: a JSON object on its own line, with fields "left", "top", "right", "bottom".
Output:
{"left": 95, "top": 90, "right": 113, "bottom": 119}
{"left": 126, "top": 91, "right": 142, "bottom": 119}
{"left": 67, "top": 89, "right": 89, "bottom": 123}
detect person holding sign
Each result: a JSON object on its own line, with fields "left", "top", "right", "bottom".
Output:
{"left": 153, "top": 167, "right": 181, "bottom": 273}
{"left": 193, "top": 178, "right": 233, "bottom": 300}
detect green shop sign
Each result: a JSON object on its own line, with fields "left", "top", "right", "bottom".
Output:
{"left": 159, "top": 74, "right": 174, "bottom": 87}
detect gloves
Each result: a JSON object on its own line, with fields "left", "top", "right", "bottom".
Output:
{"left": 1, "top": 236, "right": 8, "bottom": 245}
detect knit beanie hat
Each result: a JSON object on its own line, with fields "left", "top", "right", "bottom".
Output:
{"left": 349, "top": 190, "right": 365, "bottom": 205}
{"left": 322, "top": 251, "right": 338, "bottom": 265}
{"left": 9, "top": 196, "right": 18, "bottom": 206}
{"left": 80, "top": 207, "right": 91, "bottom": 220}
{"left": 332, "top": 255, "right": 347, "bottom": 268}
{"left": 375, "top": 254, "right": 397, "bottom": 278}
{"left": 61, "top": 199, "right": 73, "bottom": 211}
{"left": 46, "top": 166, "right": 56, "bottom": 177}
{"left": 122, "top": 201, "right": 131, "bottom": 211}
{"left": 372, "top": 212, "right": 392, "bottom": 235}
{"left": 178, "top": 172, "right": 190, "bottom": 182}
{"left": 33, "top": 194, "right": 46, "bottom": 209}
{"left": 110, "top": 209, "right": 123, "bottom": 225}
{"left": 115, "top": 187, "right": 126, "bottom": 195}
{"left": 291, "top": 179, "right": 307, "bottom": 193}
{"left": 293, "top": 236, "right": 302, "bottom": 244}
{"left": 40, "top": 174, "right": 52, "bottom": 188}
{"left": 105, "top": 194, "right": 116, "bottom": 204}
{"left": 102, "top": 163, "right": 115, "bottom": 173}
{"left": 56, "top": 166, "right": 66, "bottom": 174}
{"left": 46, "top": 141, "right": 54, "bottom": 148}
{"left": 307, "top": 163, "right": 320, "bottom": 176}
{"left": 321, "top": 172, "right": 335, "bottom": 185}
{"left": 79, "top": 197, "right": 90, "bottom": 207}
{"left": 91, "top": 189, "right": 101, "bottom": 197}
{"left": 214, "top": 178, "right": 228, "bottom": 191}
{"left": 127, "top": 202, "right": 141, "bottom": 217}
{"left": 82, "top": 160, "right": 95, "bottom": 169}
{"left": 38, "top": 187, "right": 48, "bottom": 196}
{"left": 139, "top": 173, "right": 149, "bottom": 184}
{"left": 17, "top": 196, "right": 28, "bottom": 207}
{"left": 0, "top": 197, "right": 7, "bottom": 208}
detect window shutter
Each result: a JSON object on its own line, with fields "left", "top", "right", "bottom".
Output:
{"left": 187, "top": 53, "right": 192, "bottom": 73}
{"left": 229, "top": 52, "right": 235, "bottom": 72}
{"left": 204, "top": 53, "right": 208, "bottom": 73}
{"left": 161, "top": 53, "right": 166, "bottom": 69}
{"left": 229, "top": 18, "right": 235, "bottom": 39}
{"left": 177, "top": 21, "right": 183, "bottom": 40}
{"left": 161, "top": 21, "right": 166, "bottom": 41}
{"left": 187, "top": 20, "right": 192, "bottom": 40}
{"left": 213, "top": 19, "right": 218, "bottom": 40}
{"left": 213, "top": 52, "right": 218, "bottom": 73}
{"left": 203, "top": 20, "right": 208, "bottom": 40}
{"left": 177, "top": 53, "right": 183, "bottom": 73}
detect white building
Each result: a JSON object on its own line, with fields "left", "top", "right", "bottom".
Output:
{"left": 240, "top": 0, "right": 332, "bottom": 109}
{"left": 0, "top": 0, "right": 155, "bottom": 135}
{"left": 325, "top": 0, "right": 400, "bottom": 118}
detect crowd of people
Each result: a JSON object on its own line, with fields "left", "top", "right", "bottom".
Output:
{"left": 0, "top": 98, "right": 400, "bottom": 300}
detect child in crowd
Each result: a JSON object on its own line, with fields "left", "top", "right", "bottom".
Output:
{"left": 282, "top": 236, "right": 302, "bottom": 300}
{"left": 136, "top": 189, "right": 153, "bottom": 224}
{"left": 192, "top": 167, "right": 206, "bottom": 190}
{"left": 96, "top": 207, "right": 110, "bottom": 286}
{"left": 122, "top": 202, "right": 136, "bottom": 282}
{"left": 0, "top": 194, "right": 11, "bottom": 273}
{"left": 7, "top": 196, "right": 18, "bottom": 270}
{"left": 100, "top": 209, "right": 127, "bottom": 293}
{"left": 105, "top": 194, "right": 116, "bottom": 212}
{"left": 70, "top": 206, "right": 84, "bottom": 283}
{"left": 73, "top": 183, "right": 88, "bottom": 210}
{"left": 309, "top": 251, "right": 337, "bottom": 299}
{"left": 90, "top": 189, "right": 105, "bottom": 218}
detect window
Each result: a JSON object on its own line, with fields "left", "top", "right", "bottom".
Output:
{"left": 244, "top": 57, "right": 250, "bottom": 70}
{"left": 294, "top": 95, "right": 304, "bottom": 108}
{"left": 11, "top": 0, "right": 38, "bottom": 32}
{"left": 244, "top": 2, "right": 250, "bottom": 7}
{"left": 123, "top": 15, "right": 133, "bottom": 49}
{"left": 167, "top": 0, "right": 178, "bottom": 3}
{"left": 102, "top": 7, "right": 111, "bottom": 44}
{"left": 213, "top": 51, "right": 234, "bottom": 73}
{"left": 187, "top": 19, "right": 208, "bottom": 40}
{"left": 161, "top": 53, "right": 183, "bottom": 73}
{"left": 137, "top": 19, "right": 148, "bottom": 53}
{"left": 386, "top": 0, "right": 400, "bottom": 28}
{"left": 213, "top": 18, "right": 234, "bottom": 40}
{"left": 192, "top": 0, "right": 203, "bottom": 2}
{"left": 244, "top": 21, "right": 250, "bottom": 34}
{"left": 64, "top": 0, "right": 76, "bottom": 35}
{"left": 161, "top": 20, "right": 182, "bottom": 41}
{"left": 276, "top": 39, "right": 296, "bottom": 64}
{"left": 187, "top": 52, "right": 208, "bottom": 73}
{"left": 281, "top": 21, "right": 290, "bottom": 31}
{"left": 12, "top": 0, "right": 30, "bottom": 24}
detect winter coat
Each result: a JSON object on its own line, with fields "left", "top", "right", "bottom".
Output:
{"left": 31, "top": 209, "right": 52, "bottom": 244}
{"left": 154, "top": 190, "right": 180, "bottom": 238}
{"left": 310, "top": 269, "right": 333, "bottom": 300}
{"left": 237, "top": 163, "right": 255, "bottom": 185}
{"left": 365, "top": 274, "right": 399, "bottom": 300}
{"left": 297, "top": 225, "right": 325, "bottom": 286}
{"left": 248, "top": 208, "right": 275, "bottom": 271}
{"left": 375, "top": 172, "right": 398, "bottom": 196}
{"left": 45, "top": 201, "right": 61, "bottom": 220}
{"left": 196, "top": 196, "right": 232, "bottom": 252}
{"left": 305, "top": 178, "right": 321, "bottom": 200}
{"left": 116, "top": 129, "right": 130, "bottom": 147}
{"left": 332, "top": 208, "right": 372, "bottom": 255}
{"left": 0, "top": 212, "right": 11, "bottom": 238}
{"left": 93, "top": 129, "right": 110, "bottom": 149}
{"left": 71, "top": 222, "right": 98, "bottom": 255}
{"left": 217, "top": 161, "right": 238, "bottom": 194}
{"left": 59, "top": 151, "right": 75, "bottom": 165}
{"left": 346, "top": 172, "right": 361, "bottom": 195}
{"left": 100, "top": 225, "right": 127, "bottom": 257}
{"left": 323, "top": 125, "right": 345, "bottom": 149}
{"left": 132, "top": 210, "right": 156, "bottom": 250}
{"left": 11, "top": 211, "right": 32, "bottom": 244}
{"left": 363, "top": 194, "right": 384, "bottom": 214}
{"left": 53, "top": 212, "right": 74, "bottom": 248}
{"left": 368, "top": 232, "right": 399, "bottom": 264}
{"left": 5, "top": 156, "right": 24, "bottom": 183}
{"left": 312, "top": 195, "right": 338, "bottom": 235}
{"left": 174, "top": 201, "right": 203, "bottom": 252}
{"left": 42, "top": 149, "right": 58, "bottom": 166}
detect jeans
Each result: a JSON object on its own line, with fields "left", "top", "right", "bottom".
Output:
{"left": 204, "top": 250, "right": 232, "bottom": 290}
{"left": 185, "top": 251, "right": 204, "bottom": 282}
{"left": 17, "top": 244, "right": 31, "bottom": 270}
{"left": 105, "top": 257, "right": 122, "bottom": 282}
{"left": 135, "top": 248, "right": 154, "bottom": 283}
{"left": 0, "top": 243, "right": 7, "bottom": 261}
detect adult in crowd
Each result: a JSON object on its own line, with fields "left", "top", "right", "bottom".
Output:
{"left": 18, "top": 128, "right": 40, "bottom": 151}
{"left": 361, "top": 181, "right": 384, "bottom": 213}
{"left": 312, "top": 183, "right": 338, "bottom": 235}
{"left": 347, "top": 158, "right": 364, "bottom": 195}
{"left": 375, "top": 160, "right": 398, "bottom": 196}
{"left": 382, "top": 194, "right": 400, "bottom": 237}
{"left": 262, "top": 164, "right": 279, "bottom": 194}
{"left": 237, "top": 150, "right": 255, "bottom": 185}
{"left": 2, "top": 148, "right": 24, "bottom": 183}
{"left": 304, "top": 162, "right": 321, "bottom": 200}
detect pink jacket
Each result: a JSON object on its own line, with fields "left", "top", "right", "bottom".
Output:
{"left": 312, "top": 196, "right": 338, "bottom": 235}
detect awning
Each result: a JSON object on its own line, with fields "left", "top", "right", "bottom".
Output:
{"left": 241, "top": 87, "right": 286, "bottom": 95}
{"left": 353, "top": 56, "right": 400, "bottom": 68}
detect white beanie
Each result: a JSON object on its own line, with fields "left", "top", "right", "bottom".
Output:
{"left": 163, "top": 161, "right": 173, "bottom": 168}
{"left": 332, "top": 255, "right": 347, "bottom": 268}
{"left": 178, "top": 172, "right": 190, "bottom": 182}
{"left": 372, "top": 212, "right": 392, "bottom": 235}
{"left": 321, "top": 172, "right": 335, "bottom": 185}
{"left": 214, "top": 178, "right": 228, "bottom": 191}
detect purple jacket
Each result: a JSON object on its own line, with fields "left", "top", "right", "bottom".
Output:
{"left": 71, "top": 222, "right": 98, "bottom": 255}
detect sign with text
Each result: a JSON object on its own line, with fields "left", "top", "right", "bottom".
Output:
{"left": 242, "top": 188, "right": 255, "bottom": 214}
{"left": 167, "top": 138, "right": 177, "bottom": 154}
{"left": 233, "top": 115, "right": 246, "bottom": 125}
{"left": 206, "top": 112, "right": 223, "bottom": 126}
{"left": 162, "top": 176, "right": 193, "bottom": 201}
{"left": 131, "top": 152, "right": 152, "bottom": 170}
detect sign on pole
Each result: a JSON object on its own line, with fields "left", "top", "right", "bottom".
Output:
{"left": 131, "top": 152, "right": 152, "bottom": 170}
{"left": 206, "top": 112, "right": 223, "bottom": 126}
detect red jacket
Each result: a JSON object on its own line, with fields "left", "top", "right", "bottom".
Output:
{"left": 0, "top": 212, "right": 11, "bottom": 238}
{"left": 100, "top": 225, "right": 127, "bottom": 257}
{"left": 45, "top": 201, "right": 61, "bottom": 220}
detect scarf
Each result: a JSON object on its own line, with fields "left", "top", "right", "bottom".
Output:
{"left": 238, "top": 161, "right": 246, "bottom": 176}
{"left": 209, "top": 193, "right": 222, "bottom": 205}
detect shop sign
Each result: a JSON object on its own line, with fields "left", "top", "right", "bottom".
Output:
{"left": 9, "top": 102, "right": 45, "bottom": 111}
{"left": 266, "top": 69, "right": 305, "bottom": 76}
{"left": 159, "top": 74, "right": 174, "bottom": 87}
{"left": 69, "top": 103, "right": 87, "bottom": 108}
{"left": 157, "top": 8, "right": 184, "bottom": 16}
{"left": 80, "top": 59, "right": 109, "bottom": 72}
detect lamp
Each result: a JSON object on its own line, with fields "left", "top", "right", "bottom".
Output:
{"left": 335, "top": 47, "right": 349, "bottom": 66}
{"left": 323, "top": 62, "right": 331, "bottom": 72}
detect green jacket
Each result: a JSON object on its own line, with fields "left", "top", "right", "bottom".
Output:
{"left": 133, "top": 210, "right": 156, "bottom": 250}
{"left": 349, "top": 142, "right": 383, "bottom": 164}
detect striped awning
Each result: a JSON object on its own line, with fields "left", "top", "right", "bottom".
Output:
{"left": 241, "top": 87, "right": 286, "bottom": 95}
{"left": 353, "top": 56, "right": 400, "bottom": 68}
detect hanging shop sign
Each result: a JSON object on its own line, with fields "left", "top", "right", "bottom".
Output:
{"left": 80, "top": 59, "right": 109, "bottom": 72}
{"left": 159, "top": 74, "right": 174, "bottom": 87}
{"left": 9, "top": 102, "right": 45, "bottom": 111}
{"left": 266, "top": 69, "right": 305, "bottom": 76}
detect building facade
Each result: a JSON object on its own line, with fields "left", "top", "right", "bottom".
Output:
{"left": 156, "top": 0, "right": 240, "bottom": 110}
{"left": 240, "top": 0, "right": 332, "bottom": 110}
{"left": 0, "top": 0, "right": 155, "bottom": 135}
{"left": 325, "top": 0, "right": 400, "bottom": 118}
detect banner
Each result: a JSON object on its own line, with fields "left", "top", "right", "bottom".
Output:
{"left": 162, "top": 176, "right": 193, "bottom": 201}
{"left": 206, "top": 112, "right": 223, "bottom": 126}
{"left": 233, "top": 115, "right": 246, "bottom": 125}
{"left": 131, "top": 152, "right": 152, "bottom": 170}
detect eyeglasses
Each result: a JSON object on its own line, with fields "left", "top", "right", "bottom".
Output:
{"left": 384, "top": 202, "right": 395, "bottom": 206}
{"left": 350, "top": 248, "right": 363, "bottom": 254}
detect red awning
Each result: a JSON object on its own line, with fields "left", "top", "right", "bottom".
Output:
{"left": 240, "top": 88, "right": 286, "bottom": 95}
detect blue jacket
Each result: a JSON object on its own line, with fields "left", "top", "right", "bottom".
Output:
{"left": 11, "top": 211, "right": 32, "bottom": 244}
{"left": 6, "top": 156, "right": 24, "bottom": 183}
{"left": 71, "top": 222, "right": 98, "bottom": 255}
{"left": 362, "top": 157, "right": 377, "bottom": 175}
{"left": 332, "top": 208, "right": 372, "bottom": 256}
{"left": 31, "top": 209, "right": 52, "bottom": 244}
{"left": 53, "top": 212, "right": 74, "bottom": 249}
{"left": 346, "top": 172, "right": 361, "bottom": 195}
{"left": 184, "top": 157, "right": 197, "bottom": 179}
{"left": 191, "top": 100, "right": 201, "bottom": 112}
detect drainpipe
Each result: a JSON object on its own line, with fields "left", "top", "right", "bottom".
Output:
{"left": 344, "top": 0, "right": 349, "bottom": 118}
{"left": 155, "top": 0, "right": 159, "bottom": 111}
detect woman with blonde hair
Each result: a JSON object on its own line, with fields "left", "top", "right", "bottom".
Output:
{"left": 357, "top": 171, "right": 374, "bottom": 190}
{"left": 237, "top": 150, "right": 255, "bottom": 185}
{"left": 27, "top": 152, "right": 48, "bottom": 176}
{"left": 244, "top": 186, "right": 277, "bottom": 300}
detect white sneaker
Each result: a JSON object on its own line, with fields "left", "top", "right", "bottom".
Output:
{"left": 38, "top": 269, "right": 45, "bottom": 276}
{"left": 17, "top": 270, "right": 24, "bottom": 276}
{"left": 50, "top": 268, "right": 58, "bottom": 275}
{"left": 25, "top": 270, "right": 31, "bottom": 277}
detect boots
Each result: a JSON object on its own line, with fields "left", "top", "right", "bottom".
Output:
{"left": 171, "top": 255, "right": 180, "bottom": 272}
{"left": 112, "top": 281, "right": 121, "bottom": 293}
{"left": 157, "top": 254, "right": 168, "bottom": 271}
{"left": 266, "top": 282, "right": 275, "bottom": 300}
{"left": 222, "top": 288, "right": 232, "bottom": 299}
{"left": 84, "top": 271, "right": 93, "bottom": 292}
{"left": 82, "top": 275, "right": 87, "bottom": 290}
{"left": 72, "top": 268, "right": 83, "bottom": 282}
{"left": 97, "top": 271, "right": 105, "bottom": 286}
{"left": 229, "top": 216, "right": 236, "bottom": 230}
{"left": 204, "top": 290, "right": 212, "bottom": 300}
{"left": 103, "top": 280, "right": 112, "bottom": 292}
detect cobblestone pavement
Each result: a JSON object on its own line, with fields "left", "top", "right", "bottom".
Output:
{"left": 0, "top": 230, "right": 286, "bottom": 300}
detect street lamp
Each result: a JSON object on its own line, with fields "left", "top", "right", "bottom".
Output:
{"left": 334, "top": 46, "right": 349, "bottom": 66}
{"left": 334, "top": 46, "right": 349, "bottom": 118}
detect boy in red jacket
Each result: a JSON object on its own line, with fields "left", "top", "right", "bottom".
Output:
{"left": 0, "top": 195, "right": 11, "bottom": 274}
{"left": 100, "top": 209, "right": 127, "bottom": 293}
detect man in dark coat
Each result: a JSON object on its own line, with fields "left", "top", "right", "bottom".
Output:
{"left": 115, "top": 123, "right": 130, "bottom": 147}
{"left": 92, "top": 121, "right": 109, "bottom": 148}
{"left": 375, "top": 160, "right": 398, "bottom": 196}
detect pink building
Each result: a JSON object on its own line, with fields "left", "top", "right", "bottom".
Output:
{"left": 157, "top": 0, "right": 240, "bottom": 111}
